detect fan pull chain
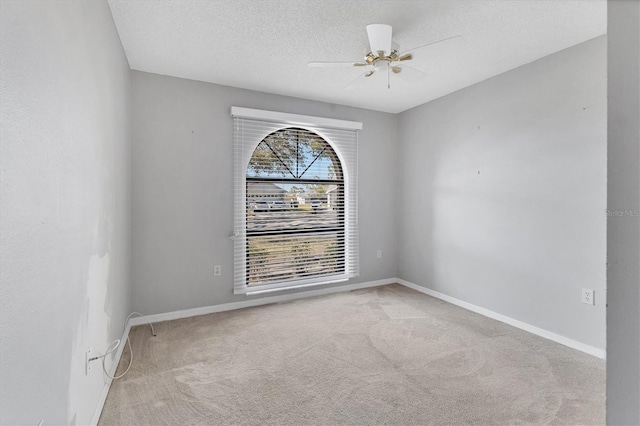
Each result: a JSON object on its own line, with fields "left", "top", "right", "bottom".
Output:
{"left": 387, "top": 62, "right": 390, "bottom": 89}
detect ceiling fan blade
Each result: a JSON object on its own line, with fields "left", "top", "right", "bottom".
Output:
{"left": 402, "top": 35, "right": 465, "bottom": 60}
{"left": 308, "top": 61, "right": 362, "bottom": 68}
{"left": 366, "top": 24, "right": 392, "bottom": 55}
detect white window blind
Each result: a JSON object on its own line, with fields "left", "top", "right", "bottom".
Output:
{"left": 232, "top": 107, "right": 360, "bottom": 295}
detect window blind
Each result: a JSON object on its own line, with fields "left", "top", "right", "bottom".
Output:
{"left": 232, "top": 108, "right": 360, "bottom": 295}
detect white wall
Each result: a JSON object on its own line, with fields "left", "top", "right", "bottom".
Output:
{"left": 397, "top": 37, "right": 607, "bottom": 350}
{"left": 130, "top": 71, "right": 398, "bottom": 315}
{"left": 0, "top": 1, "right": 131, "bottom": 424}
{"left": 607, "top": 1, "right": 640, "bottom": 423}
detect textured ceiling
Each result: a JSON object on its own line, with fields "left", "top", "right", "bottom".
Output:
{"left": 107, "top": 0, "right": 606, "bottom": 114}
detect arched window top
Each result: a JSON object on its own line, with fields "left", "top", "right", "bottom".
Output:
{"left": 247, "top": 127, "right": 342, "bottom": 181}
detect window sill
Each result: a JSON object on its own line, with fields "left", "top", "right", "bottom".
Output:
{"left": 238, "top": 276, "right": 350, "bottom": 296}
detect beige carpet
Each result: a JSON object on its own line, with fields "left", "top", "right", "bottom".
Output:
{"left": 99, "top": 284, "right": 605, "bottom": 425}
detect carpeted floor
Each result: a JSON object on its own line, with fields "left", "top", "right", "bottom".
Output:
{"left": 99, "top": 284, "right": 605, "bottom": 425}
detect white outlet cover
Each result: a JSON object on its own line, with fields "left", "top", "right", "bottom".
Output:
{"left": 582, "top": 288, "right": 595, "bottom": 305}
{"left": 85, "top": 347, "right": 92, "bottom": 375}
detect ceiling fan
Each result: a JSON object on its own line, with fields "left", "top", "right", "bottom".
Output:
{"left": 309, "top": 24, "right": 464, "bottom": 89}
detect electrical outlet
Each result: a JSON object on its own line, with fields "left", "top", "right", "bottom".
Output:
{"left": 582, "top": 288, "right": 595, "bottom": 305}
{"left": 376, "top": 250, "right": 382, "bottom": 259}
{"left": 213, "top": 265, "right": 221, "bottom": 276}
{"left": 85, "top": 347, "right": 92, "bottom": 375}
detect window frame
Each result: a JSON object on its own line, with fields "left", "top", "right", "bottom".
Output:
{"left": 231, "top": 107, "right": 361, "bottom": 295}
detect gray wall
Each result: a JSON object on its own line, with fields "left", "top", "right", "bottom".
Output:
{"left": 0, "top": 1, "right": 131, "bottom": 424}
{"left": 396, "top": 37, "right": 607, "bottom": 350}
{"left": 607, "top": 1, "right": 640, "bottom": 424}
{"left": 131, "top": 71, "right": 398, "bottom": 315}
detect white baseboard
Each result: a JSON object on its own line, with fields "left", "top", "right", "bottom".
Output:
{"left": 129, "top": 278, "right": 395, "bottom": 327}
{"left": 90, "top": 320, "right": 133, "bottom": 426}
{"left": 396, "top": 279, "right": 606, "bottom": 360}
{"left": 128, "top": 277, "right": 606, "bottom": 360}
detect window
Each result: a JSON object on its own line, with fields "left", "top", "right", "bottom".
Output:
{"left": 231, "top": 107, "right": 361, "bottom": 295}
